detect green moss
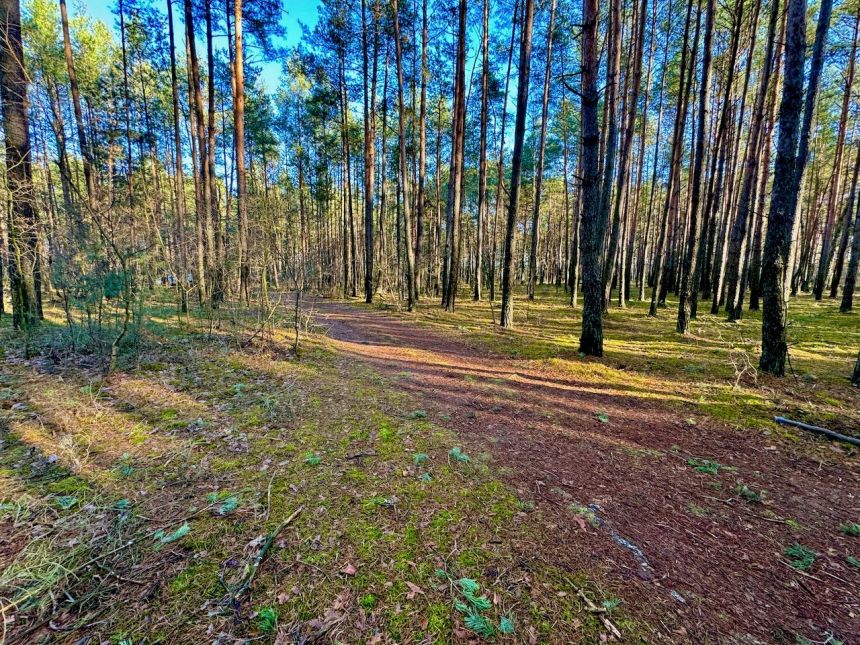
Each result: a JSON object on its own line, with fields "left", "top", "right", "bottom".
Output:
{"left": 427, "top": 602, "right": 452, "bottom": 636}
{"left": 168, "top": 562, "right": 218, "bottom": 596}
{"left": 359, "top": 593, "right": 378, "bottom": 609}
{"left": 211, "top": 458, "right": 242, "bottom": 473}
{"left": 378, "top": 422, "right": 397, "bottom": 442}
{"left": 456, "top": 548, "right": 484, "bottom": 569}
{"left": 46, "top": 476, "right": 92, "bottom": 497}
{"left": 429, "top": 510, "right": 460, "bottom": 548}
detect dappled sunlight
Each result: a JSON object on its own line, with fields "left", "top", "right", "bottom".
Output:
{"left": 368, "top": 289, "right": 860, "bottom": 432}
{"left": 108, "top": 374, "right": 209, "bottom": 420}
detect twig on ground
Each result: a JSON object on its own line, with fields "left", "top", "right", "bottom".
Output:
{"left": 779, "top": 560, "right": 824, "bottom": 583}
{"left": 229, "top": 506, "right": 304, "bottom": 602}
{"left": 564, "top": 577, "right": 621, "bottom": 639}
{"left": 265, "top": 473, "right": 276, "bottom": 521}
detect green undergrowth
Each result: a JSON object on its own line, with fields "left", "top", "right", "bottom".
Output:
{"left": 366, "top": 286, "right": 860, "bottom": 438}
{"left": 0, "top": 298, "right": 642, "bottom": 643}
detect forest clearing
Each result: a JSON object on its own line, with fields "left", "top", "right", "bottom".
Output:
{"left": 1, "top": 0, "right": 860, "bottom": 641}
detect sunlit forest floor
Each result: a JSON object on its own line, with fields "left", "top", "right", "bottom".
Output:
{"left": 383, "top": 286, "right": 860, "bottom": 436}
{"left": 0, "top": 286, "right": 857, "bottom": 644}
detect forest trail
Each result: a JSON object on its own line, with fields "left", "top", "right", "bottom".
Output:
{"left": 315, "top": 299, "right": 860, "bottom": 643}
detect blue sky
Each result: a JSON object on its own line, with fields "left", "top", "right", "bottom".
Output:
{"left": 84, "top": 0, "right": 322, "bottom": 90}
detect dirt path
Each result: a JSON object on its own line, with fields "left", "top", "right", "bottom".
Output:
{"left": 315, "top": 299, "right": 859, "bottom": 643}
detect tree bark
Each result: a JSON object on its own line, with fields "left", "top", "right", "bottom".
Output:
{"left": 839, "top": 145, "right": 860, "bottom": 312}
{"left": 184, "top": 0, "right": 210, "bottom": 303}
{"left": 234, "top": 0, "right": 250, "bottom": 303}
{"left": 723, "top": 0, "right": 778, "bottom": 319}
{"left": 1, "top": 0, "right": 39, "bottom": 332}
{"left": 577, "top": 0, "right": 602, "bottom": 353}
{"left": 649, "top": 0, "right": 698, "bottom": 316}
{"left": 827, "top": 9, "right": 860, "bottom": 299}
{"left": 500, "top": 0, "right": 535, "bottom": 328}
{"left": 59, "top": 0, "right": 95, "bottom": 218}
{"left": 362, "top": 0, "right": 379, "bottom": 303}
{"left": 206, "top": 0, "right": 225, "bottom": 306}
{"left": 416, "top": 0, "right": 427, "bottom": 299}
{"left": 392, "top": 0, "right": 416, "bottom": 310}
{"left": 676, "top": 0, "right": 715, "bottom": 333}
{"left": 526, "top": 0, "right": 556, "bottom": 300}
{"left": 475, "top": 0, "right": 491, "bottom": 301}
{"left": 441, "top": 0, "right": 467, "bottom": 311}
{"left": 759, "top": 0, "right": 811, "bottom": 376}
{"left": 603, "top": 0, "right": 647, "bottom": 309}
{"left": 167, "top": 0, "right": 188, "bottom": 313}
{"left": 489, "top": 0, "right": 519, "bottom": 302}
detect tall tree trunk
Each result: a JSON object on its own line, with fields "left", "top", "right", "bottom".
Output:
{"left": 362, "top": 0, "right": 378, "bottom": 302}
{"left": 676, "top": 0, "right": 715, "bottom": 333}
{"left": 639, "top": 7, "right": 672, "bottom": 302}
{"left": 759, "top": 0, "right": 813, "bottom": 376}
{"left": 839, "top": 145, "right": 860, "bottom": 312}
{"left": 206, "top": 0, "right": 225, "bottom": 306}
{"left": 626, "top": 0, "right": 659, "bottom": 304}
{"left": 723, "top": 0, "right": 778, "bottom": 319}
{"left": 500, "top": 0, "right": 535, "bottom": 327}
{"left": 788, "top": 0, "right": 832, "bottom": 255}
{"left": 167, "top": 0, "right": 188, "bottom": 313}
{"left": 577, "top": 0, "right": 602, "bottom": 352}
{"left": 119, "top": 0, "right": 136, "bottom": 253}
{"left": 701, "top": 0, "right": 748, "bottom": 317}
{"left": 392, "top": 0, "right": 416, "bottom": 310}
{"left": 1, "top": 0, "right": 39, "bottom": 332}
{"left": 474, "top": 0, "right": 490, "bottom": 301}
{"left": 650, "top": 0, "right": 698, "bottom": 316}
{"left": 45, "top": 80, "right": 76, "bottom": 226}
{"left": 813, "top": 9, "right": 856, "bottom": 300}
{"left": 441, "top": 0, "right": 467, "bottom": 311}
{"left": 526, "top": 0, "right": 556, "bottom": 300}
{"left": 184, "top": 0, "right": 209, "bottom": 303}
{"left": 339, "top": 57, "right": 357, "bottom": 298}
{"left": 59, "top": 0, "right": 95, "bottom": 219}
{"left": 416, "top": 0, "right": 427, "bottom": 299}
{"left": 602, "top": 0, "right": 647, "bottom": 309}
{"left": 489, "top": 0, "right": 519, "bottom": 302}
{"left": 234, "top": 0, "right": 250, "bottom": 303}
{"left": 595, "top": 0, "right": 621, "bottom": 314}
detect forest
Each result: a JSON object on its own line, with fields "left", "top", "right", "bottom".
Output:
{"left": 0, "top": 0, "right": 858, "bottom": 641}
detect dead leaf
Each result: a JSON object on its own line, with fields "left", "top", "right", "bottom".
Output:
{"left": 341, "top": 563, "right": 357, "bottom": 576}
{"left": 405, "top": 581, "right": 424, "bottom": 599}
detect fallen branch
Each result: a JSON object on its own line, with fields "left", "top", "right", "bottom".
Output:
{"left": 774, "top": 417, "right": 860, "bottom": 448}
{"left": 229, "top": 506, "right": 304, "bottom": 601}
{"left": 564, "top": 577, "right": 621, "bottom": 640}
{"left": 779, "top": 559, "right": 824, "bottom": 583}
